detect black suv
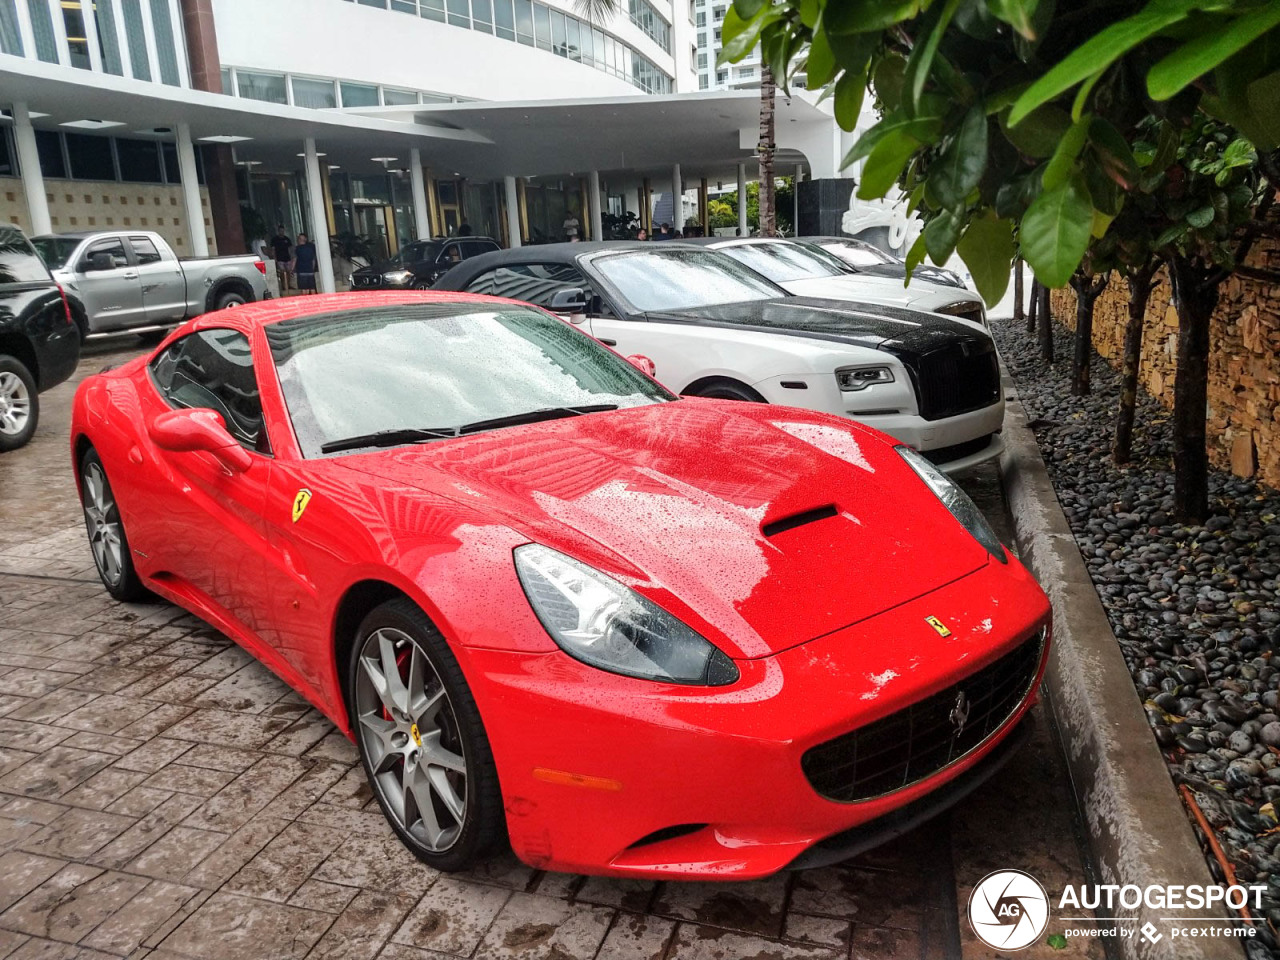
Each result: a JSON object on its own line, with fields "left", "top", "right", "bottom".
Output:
{"left": 0, "top": 225, "right": 80, "bottom": 451}
{"left": 349, "top": 237, "right": 500, "bottom": 290}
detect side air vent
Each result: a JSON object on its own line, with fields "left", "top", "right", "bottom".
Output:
{"left": 762, "top": 504, "right": 838, "bottom": 538}
{"left": 626, "top": 824, "right": 708, "bottom": 849}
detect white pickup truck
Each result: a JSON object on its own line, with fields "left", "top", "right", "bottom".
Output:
{"left": 32, "top": 231, "right": 269, "bottom": 337}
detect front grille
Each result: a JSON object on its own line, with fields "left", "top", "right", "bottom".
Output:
{"left": 923, "top": 434, "right": 995, "bottom": 466}
{"left": 801, "top": 627, "right": 1046, "bottom": 803}
{"left": 895, "top": 340, "right": 1000, "bottom": 421}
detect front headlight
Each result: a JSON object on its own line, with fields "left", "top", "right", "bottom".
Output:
{"left": 896, "top": 445, "right": 1007, "bottom": 563}
{"left": 514, "top": 544, "right": 739, "bottom": 685}
{"left": 382, "top": 269, "right": 413, "bottom": 284}
{"left": 836, "top": 365, "right": 894, "bottom": 391}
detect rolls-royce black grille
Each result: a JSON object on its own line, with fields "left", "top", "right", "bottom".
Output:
{"left": 801, "top": 628, "right": 1045, "bottom": 803}
{"left": 900, "top": 341, "right": 1001, "bottom": 421}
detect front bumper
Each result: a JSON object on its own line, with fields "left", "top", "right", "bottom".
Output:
{"left": 459, "top": 556, "right": 1050, "bottom": 879}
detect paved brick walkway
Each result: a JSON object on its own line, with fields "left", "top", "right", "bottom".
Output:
{"left": 0, "top": 337, "right": 1102, "bottom": 960}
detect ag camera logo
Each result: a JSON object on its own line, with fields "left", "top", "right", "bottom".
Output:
{"left": 968, "top": 869, "right": 1050, "bottom": 950}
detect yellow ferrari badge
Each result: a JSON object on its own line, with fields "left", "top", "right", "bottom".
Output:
{"left": 409, "top": 723, "right": 423, "bottom": 747}
{"left": 291, "top": 489, "right": 313, "bottom": 523}
{"left": 925, "top": 616, "right": 952, "bottom": 638}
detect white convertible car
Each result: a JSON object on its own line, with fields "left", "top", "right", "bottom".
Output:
{"left": 685, "top": 236, "right": 988, "bottom": 331}
{"left": 432, "top": 242, "right": 1004, "bottom": 473}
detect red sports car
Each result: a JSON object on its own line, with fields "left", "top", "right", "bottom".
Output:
{"left": 71, "top": 292, "right": 1051, "bottom": 879}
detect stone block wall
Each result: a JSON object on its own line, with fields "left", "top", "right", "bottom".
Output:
{"left": 1052, "top": 232, "right": 1280, "bottom": 488}
{"left": 0, "top": 177, "right": 217, "bottom": 255}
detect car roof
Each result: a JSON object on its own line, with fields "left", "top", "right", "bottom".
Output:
{"left": 431, "top": 240, "right": 666, "bottom": 290}
{"left": 802, "top": 236, "right": 880, "bottom": 248}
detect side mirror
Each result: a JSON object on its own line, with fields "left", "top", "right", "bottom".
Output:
{"left": 149, "top": 408, "right": 252, "bottom": 472}
{"left": 548, "top": 287, "right": 588, "bottom": 314}
{"left": 626, "top": 354, "right": 657, "bottom": 377}
{"left": 83, "top": 252, "right": 116, "bottom": 272}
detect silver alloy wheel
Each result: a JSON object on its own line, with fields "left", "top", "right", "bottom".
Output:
{"left": 82, "top": 462, "right": 125, "bottom": 585}
{"left": 355, "top": 627, "right": 467, "bottom": 852}
{"left": 0, "top": 371, "right": 31, "bottom": 437}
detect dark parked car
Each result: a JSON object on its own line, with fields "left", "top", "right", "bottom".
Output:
{"left": 802, "top": 235, "right": 967, "bottom": 289}
{"left": 349, "top": 237, "right": 500, "bottom": 290}
{"left": 0, "top": 225, "right": 80, "bottom": 451}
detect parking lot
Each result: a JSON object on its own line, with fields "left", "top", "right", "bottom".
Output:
{"left": 0, "top": 336, "right": 1102, "bottom": 960}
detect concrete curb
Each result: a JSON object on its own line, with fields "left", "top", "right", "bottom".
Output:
{"left": 999, "top": 395, "right": 1234, "bottom": 960}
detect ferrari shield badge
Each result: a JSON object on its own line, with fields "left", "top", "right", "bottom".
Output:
{"left": 291, "top": 489, "right": 313, "bottom": 523}
{"left": 925, "top": 616, "right": 952, "bottom": 638}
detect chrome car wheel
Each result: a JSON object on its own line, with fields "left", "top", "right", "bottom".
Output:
{"left": 354, "top": 627, "right": 467, "bottom": 852}
{"left": 82, "top": 461, "right": 125, "bottom": 586}
{"left": 0, "top": 371, "right": 31, "bottom": 437}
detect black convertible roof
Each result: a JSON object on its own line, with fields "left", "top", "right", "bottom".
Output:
{"left": 432, "top": 240, "right": 695, "bottom": 291}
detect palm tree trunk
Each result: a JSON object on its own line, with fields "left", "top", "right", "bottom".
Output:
{"left": 1113, "top": 261, "right": 1158, "bottom": 465}
{"left": 1013, "top": 259, "right": 1024, "bottom": 324}
{"left": 758, "top": 66, "right": 777, "bottom": 238}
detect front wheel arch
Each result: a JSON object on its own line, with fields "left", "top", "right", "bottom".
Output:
{"left": 680, "top": 375, "right": 768, "bottom": 403}
{"left": 205, "top": 279, "right": 255, "bottom": 314}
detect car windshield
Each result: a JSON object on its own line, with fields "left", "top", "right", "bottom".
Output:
{"left": 591, "top": 248, "right": 783, "bottom": 312}
{"left": 818, "top": 239, "right": 898, "bottom": 267}
{"left": 714, "top": 240, "right": 852, "bottom": 283}
{"left": 30, "top": 237, "right": 81, "bottom": 271}
{"left": 268, "top": 303, "right": 674, "bottom": 457}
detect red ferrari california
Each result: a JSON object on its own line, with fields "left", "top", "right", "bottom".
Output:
{"left": 72, "top": 292, "right": 1050, "bottom": 879}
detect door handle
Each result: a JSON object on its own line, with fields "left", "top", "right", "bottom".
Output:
{"left": 127, "top": 446, "right": 143, "bottom": 465}
{"left": 598, "top": 338, "right": 617, "bottom": 346}
{"left": 123, "top": 272, "right": 138, "bottom": 280}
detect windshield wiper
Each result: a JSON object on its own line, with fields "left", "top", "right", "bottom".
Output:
{"left": 320, "top": 426, "right": 458, "bottom": 454}
{"left": 454, "top": 404, "right": 618, "bottom": 434}
{"left": 319, "top": 405, "right": 618, "bottom": 454}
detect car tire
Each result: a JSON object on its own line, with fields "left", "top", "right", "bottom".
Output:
{"left": 349, "top": 598, "right": 505, "bottom": 872}
{"left": 0, "top": 356, "right": 39, "bottom": 453}
{"left": 411, "top": 279, "right": 431, "bottom": 291}
{"left": 79, "top": 448, "right": 150, "bottom": 602}
{"left": 214, "top": 289, "right": 249, "bottom": 310}
{"left": 685, "top": 378, "right": 767, "bottom": 402}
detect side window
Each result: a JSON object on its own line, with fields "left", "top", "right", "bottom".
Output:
{"left": 483, "top": 263, "right": 593, "bottom": 308}
{"left": 85, "top": 238, "right": 130, "bottom": 269}
{"left": 399, "top": 242, "right": 427, "bottom": 264}
{"left": 436, "top": 244, "right": 463, "bottom": 266}
{"left": 461, "top": 240, "right": 498, "bottom": 259}
{"left": 149, "top": 329, "right": 268, "bottom": 452}
{"left": 130, "top": 236, "right": 162, "bottom": 265}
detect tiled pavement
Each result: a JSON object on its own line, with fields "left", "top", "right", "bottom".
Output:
{"left": 0, "top": 336, "right": 1105, "bottom": 960}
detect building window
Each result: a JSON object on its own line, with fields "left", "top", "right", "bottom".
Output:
{"left": 35, "top": 130, "right": 66, "bottom": 178}
{"left": 716, "top": 69, "right": 726, "bottom": 83}
{"left": 390, "top": 0, "right": 416, "bottom": 10}
{"left": 514, "top": 0, "right": 533, "bottom": 44}
{"left": 698, "top": 74, "right": 708, "bottom": 90}
{"left": 219, "top": 66, "right": 232, "bottom": 94}
{"left": 627, "top": 0, "right": 670, "bottom": 53}
{"left": 0, "top": 0, "right": 22, "bottom": 56}
{"left": 697, "top": 33, "right": 705, "bottom": 48}
{"left": 696, "top": 51, "right": 706, "bottom": 68}
{"left": 339, "top": 81, "right": 380, "bottom": 107}
{"left": 534, "top": 3, "right": 550, "bottom": 50}
{"left": 149, "top": 0, "right": 182, "bottom": 85}
{"left": 695, "top": 10, "right": 705, "bottom": 26}
{"left": 120, "top": 0, "right": 151, "bottom": 80}
{"left": 420, "top": 0, "right": 445, "bottom": 21}
{"left": 66, "top": 133, "right": 116, "bottom": 181}
{"left": 446, "top": 0, "right": 469, "bottom": 27}
{"left": 491, "top": 0, "right": 512, "bottom": 37}
{"left": 382, "top": 87, "right": 419, "bottom": 105}
{"left": 60, "top": 1, "right": 91, "bottom": 69}
{"left": 293, "top": 77, "right": 338, "bottom": 109}
{"left": 116, "top": 137, "right": 163, "bottom": 183}
{"left": 713, "top": 27, "right": 720, "bottom": 40}
{"left": 739, "top": 65, "right": 754, "bottom": 78}
{"left": 28, "top": 0, "right": 58, "bottom": 62}
{"left": 94, "top": 0, "right": 124, "bottom": 75}
{"left": 0, "top": 126, "right": 15, "bottom": 176}
{"left": 473, "top": 0, "right": 492, "bottom": 31}
{"left": 237, "top": 70, "right": 288, "bottom": 104}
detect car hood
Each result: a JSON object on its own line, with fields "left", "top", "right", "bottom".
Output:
{"left": 352, "top": 261, "right": 403, "bottom": 277}
{"left": 333, "top": 401, "right": 988, "bottom": 658}
{"left": 645, "top": 297, "right": 990, "bottom": 354}
{"left": 781, "top": 274, "right": 980, "bottom": 315}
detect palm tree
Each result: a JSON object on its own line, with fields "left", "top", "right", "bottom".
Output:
{"left": 758, "top": 66, "right": 777, "bottom": 237}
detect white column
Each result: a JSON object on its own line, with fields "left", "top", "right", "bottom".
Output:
{"left": 14, "top": 0, "right": 36, "bottom": 59}
{"left": 12, "top": 103, "right": 50, "bottom": 236}
{"left": 81, "top": 0, "right": 103, "bottom": 73}
{"left": 48, "top": 0, "right": 69, "bottom": 66}
{"left": 175, "top": 123, "right": 209, "bottom": 258}
{"left": 671, "top": 163, "right": 682, "bottom": 231}
{"left": 587, "top": 170, "right": 603, "bottom": 242}
{"left": 409, "top": 148, "right": 430, "bottom": 241}
{"left": 303, "top": 138, "right": 335, "bottom": 294}
{"left": 504, "top": 175, "right": 521, "bottom": 249}
{"left": 736, "top": 162, "right": 747, "bottom": 236}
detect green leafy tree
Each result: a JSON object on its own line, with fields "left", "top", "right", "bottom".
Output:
{"left": 720, "top": 0, "right": 1280, "bottom": 521}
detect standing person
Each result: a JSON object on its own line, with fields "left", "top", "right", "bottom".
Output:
{"left": 562, "top": 211, "right": 581, "bottom": 242}
{"left": 270, "top": 226, "right": 294, "bottom": 292}
{"left": 457, "top": 222, "right": 474, "bottom": 237}
{"left": 655, "top": 222, "right": 672, "bottom": 241}
{"left": 293, "top": 232, "right": 318, "bottom": 295}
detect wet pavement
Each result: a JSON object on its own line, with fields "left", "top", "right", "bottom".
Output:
{"left": 0, "top": 336, "right": 1102, "bottom": 960}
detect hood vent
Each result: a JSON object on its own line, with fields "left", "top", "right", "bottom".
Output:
{"left": 762, "top": 504, "right": 838, "bottom": 538}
